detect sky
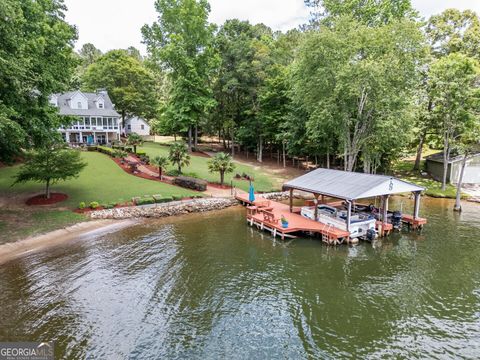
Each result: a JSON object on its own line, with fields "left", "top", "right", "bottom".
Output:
{"left": 63, "top": 0, "right": 480, "bottom": 54}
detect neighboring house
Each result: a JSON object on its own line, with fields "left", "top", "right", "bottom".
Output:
{"left": 124, "top": 116, "right": 151, "bottom": 136}
{"left": 50, "top": 90, "right": 121, "bottom": 145}
{"left": 425, "top": 152, "right": 480, "bottom": 185}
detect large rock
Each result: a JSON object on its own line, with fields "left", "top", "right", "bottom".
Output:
{"left": 173, "top": 176, "right": 207, "bottom": 191}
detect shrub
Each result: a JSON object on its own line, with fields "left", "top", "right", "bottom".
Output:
{"left": 97, "top": 146, "right": 116, "bottom": 157}
{"left": 89, "top": 201, "right": 100, "bottom": 209}
{"left": 172, "top": 195, "right": 183, "bottom": 201}
{"left": 136, "top": 197, "right": 155, "bottom": 206}
{"left": 166, "top": 169, "right": 181, "bottom": 177}
{"left": 157, "top": 196, "right": 173, "bottom": 203}
{"left": 136, "top": 150, "right": 147, "bottom": 157}
{"left": 87, "top": 146, "right": 98, "bottom": 152}
{"left": 173, "top": 176, "right": 207, "bottom": 191}
{"left": 101, "top": 203, "right": 114, "bottom": 209}
{"left": 113, "top": 150, "right": 128, "bottom": 158}
{"left": 78, "top": 201, "right": 86, "bottom": 209}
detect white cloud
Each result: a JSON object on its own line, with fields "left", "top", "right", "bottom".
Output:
{"left": 63, "top": 0, "right": 480, "bottom": 54}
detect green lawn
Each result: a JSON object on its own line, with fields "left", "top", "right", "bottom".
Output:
{"left": 0, "top": 209, "right": 88, "bottom": 244}
{"left": 138, "top": 142, "right": 279, "bottom": 192}
{"left": 0, "top": 151, "right": 198, "bottom": 208}
{"left": 392, "top": 160, "right": 462, "bottom": 199}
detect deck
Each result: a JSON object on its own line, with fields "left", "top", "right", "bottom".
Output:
{"left": 235, "top": 193, "right": 351, "bottom": 244}
{"left": 401, "top": 214, "right": 427, "bottom": 229}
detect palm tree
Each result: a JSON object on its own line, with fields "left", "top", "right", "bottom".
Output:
{"left": 168, "top": 142, "right": 190, "bottom": 174}
{"left": 126, "top": 133, "right": 143, "bottom": 153}
{"left": 150, "top": 156, "right": 169, "bottom": 180}
{"left": 208, "top": 152, "right": 235, "bottom": 186}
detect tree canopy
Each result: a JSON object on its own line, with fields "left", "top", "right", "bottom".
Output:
{"left": 0, "top": 0, "right": 77, "bottom": 162}
{"left": 82, "top": 50, "right": 158, "bottom": 125}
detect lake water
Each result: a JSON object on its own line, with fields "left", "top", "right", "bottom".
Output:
{"left": 1, "top": 198, "right": 479, "bottom": 359}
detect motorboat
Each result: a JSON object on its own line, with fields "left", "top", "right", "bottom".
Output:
{"left": 300, "top": 204, "right": 377, "bottom": 240}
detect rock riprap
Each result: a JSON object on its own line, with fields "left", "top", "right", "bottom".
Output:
{"left": 90, "top": 197, "right": 238, "bottom": 219}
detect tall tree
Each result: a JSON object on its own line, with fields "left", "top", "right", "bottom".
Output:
{"left": 142, "top": 0, "right": 218, "bottom": 151}
{"left": 305, "top": 0, "right": 417, "bottom": 26}
{"left": 0, "top": 0, "right": 77, "bottom": 162}
{"left": 82, "top": 50, "right": 158, "bottom": 127}
{"left": 292, "top": 17, "right": 425, "bottom": 171}
{"left": 79, "top": 43, "right": 102, "bottom": 66}
{"left": 426, "top": 9, "right": 480, "bottom": 60}
{"left": 428, "top": 53, "right": 480, "bottom": 191}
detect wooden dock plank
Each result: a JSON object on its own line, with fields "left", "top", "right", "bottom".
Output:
{"left": 237, "top": 192, "right": 350, "bottom": 240}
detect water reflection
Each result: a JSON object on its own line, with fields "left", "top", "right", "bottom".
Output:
{"left": 0, "top": 200, "right": 479, "bottom": 358}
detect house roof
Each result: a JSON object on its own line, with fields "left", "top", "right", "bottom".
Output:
{"left": 54, "top": 91, "right": 120, "bottom": 117}
{"left": 125, "top": 116, "right": 150, "bottom": 126}
{"left": 283, "top": 168, "right": 424, "bottom": 200}
{"left": 426, "top": 151, "right": 480, "bottom": 164}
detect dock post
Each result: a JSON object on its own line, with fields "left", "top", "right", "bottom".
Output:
{"left": 289, "top": 188, "right": 293, "bottom": 213}
{"left": 413, "top": 191, "right": 420, "bottom": 220}
{"left": 346, "top": 200, "right": 352, "bottom": 233}
{"left": 313, "top": 193, "right": 319, "bottom": 221}
{"left": 382, "top": 195, "right": 389, "bottom": 237}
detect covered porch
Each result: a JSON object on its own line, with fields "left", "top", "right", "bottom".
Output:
{"left": 62, "top": 131, "right": 120, "bottom": 145}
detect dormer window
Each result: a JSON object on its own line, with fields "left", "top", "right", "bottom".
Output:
{"left": 98, "top": 103, "right": 104, "bottom": 109}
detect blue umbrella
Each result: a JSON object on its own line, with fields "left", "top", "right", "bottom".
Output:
{"left": 249, "top": 182, "right": 255, "bottom": 203}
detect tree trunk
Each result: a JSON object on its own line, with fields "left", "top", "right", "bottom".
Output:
{"left": 222, "top": 128, "right": 227, "bottom": 149}
{"left": 220, "top": 171, "right": 224, "bottom": 186}
{"left": 133, "top": 145, "right": 137, "bottom": 154}
{"left": 282, "top": 141, "right": 286, "bottom": 168}
{"left": 45, "top": 179, "right": 51, "bottom": 199}
{"left": 187, "top": 126, "right": 192, "bottom": 152}
{"left": 231, "top": 128, "right": 235, "bottom": 159}
{"left": 159, "top": 167, "right": 162, "bottom": 180}
{"left": 178, "top": 163, "right": 182, "bottom": 174}
{"left": 413, "top": 131, "right": 426, "bottom": 171}
{"left": 326, "top": 150, "right": 330, "bottom": 169}
{"left": 194, "top": 124, "right": 198, "bottom": 149}
{"left": 442, "top": 134, "right": 450, "bottom": 191}
{"left": 174, "top": 133, "right": 177, "bottom": 142}
{"left": 454, "top": 152, "right": 468, "bottom": 212}
{"left": 121, "top": 110, "right": 126, "bottom": 131}
{"left": 257, "top": 136, "right": 263, "bottom": 163}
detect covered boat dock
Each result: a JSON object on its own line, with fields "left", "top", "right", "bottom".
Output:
{"left": 237, "top": 168, "right": 427, "bottom": 245}
{"left": 283, "top": 168, "right": 427, "bottom": 236}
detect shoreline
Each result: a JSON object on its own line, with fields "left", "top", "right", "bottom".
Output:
{"left": 0, "top": 219, "right": 136, "bottom": 266}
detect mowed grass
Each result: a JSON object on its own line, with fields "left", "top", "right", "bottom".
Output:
{"left": 0, "top": 151, "right": 198, "bottom": 208}
{"left": 0, "top": 209, "right": 87, "bottom": 244}
{"left": 138, "top": 142, "right": 278, "bottom": 192}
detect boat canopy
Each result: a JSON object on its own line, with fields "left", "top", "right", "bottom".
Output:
{"left": 283, "top": 168, "right": 424, "bottom": 201}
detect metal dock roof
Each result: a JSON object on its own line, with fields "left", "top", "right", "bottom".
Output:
{"left": 283, "top": 168, "right": 425, "bottom": 200}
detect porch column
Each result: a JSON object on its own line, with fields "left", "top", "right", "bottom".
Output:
{"left": 65, "top": 132, "right": 70, "bottom": 143}
{"left": 289, "top": 188, "right": 293, "bottom": 213}
{"left": 346, "top": 200, "right": 352, "bottom": 232}
{"left": 79, "top": 131, "right": 83, "bottom": 143}
{"left": 93, "top": 132, "right": 96, "bottom": 144}
{"left": 413, "top": 191, "right": 421, "bottom": 220}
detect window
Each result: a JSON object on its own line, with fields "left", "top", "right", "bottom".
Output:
{"left": 128, "top": 125, "right": 131, "bottom": 130}
{"left": 141, "top": 124, "right": 144, "bottom": 130}
{"left": 98, "top": 103, "right": 104, "bottom": 109}
{"left": 77, "top": 102, "right": 82, "bottom": 109}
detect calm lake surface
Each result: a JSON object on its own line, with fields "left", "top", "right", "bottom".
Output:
{"left": 1, "top": 198, "right": 480, "bottom": 359}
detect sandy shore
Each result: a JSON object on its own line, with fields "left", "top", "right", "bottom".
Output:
{"left": 0, "top": 219, "right": 136, "bottom": 266}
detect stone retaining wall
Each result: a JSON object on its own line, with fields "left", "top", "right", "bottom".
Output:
{"left": 90, "top": 197, "right": 238, "bottom": 220}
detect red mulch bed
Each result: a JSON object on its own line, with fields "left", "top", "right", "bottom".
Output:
{"left": 207, "top": 182, "right": 232, "bottom": 189}
{"left": 26, "top": 193, "right": 68, "bottom": 205}
{"left": 191, "top": 150, "right": 211, "bottom": 158}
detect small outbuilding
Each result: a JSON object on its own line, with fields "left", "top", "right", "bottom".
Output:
{"left": 125, "top": 116, "right": 151, "bottom": 136}
{"left": 425, "top": 152, "right": 480, "bottom": 185}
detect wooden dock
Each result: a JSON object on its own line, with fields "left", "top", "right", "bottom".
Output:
{"left": 235, "top": 193, "right": 351, "bottom": 245}
{"left": 401, "top": 214, "right": 427, "bottom": 229}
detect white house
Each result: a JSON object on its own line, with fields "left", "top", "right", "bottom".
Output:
{"left": 124, "top": 116, "right": 151, "bottom": 136}
{"left": 50, "top": 90, "right": 121, "bottom": 145}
